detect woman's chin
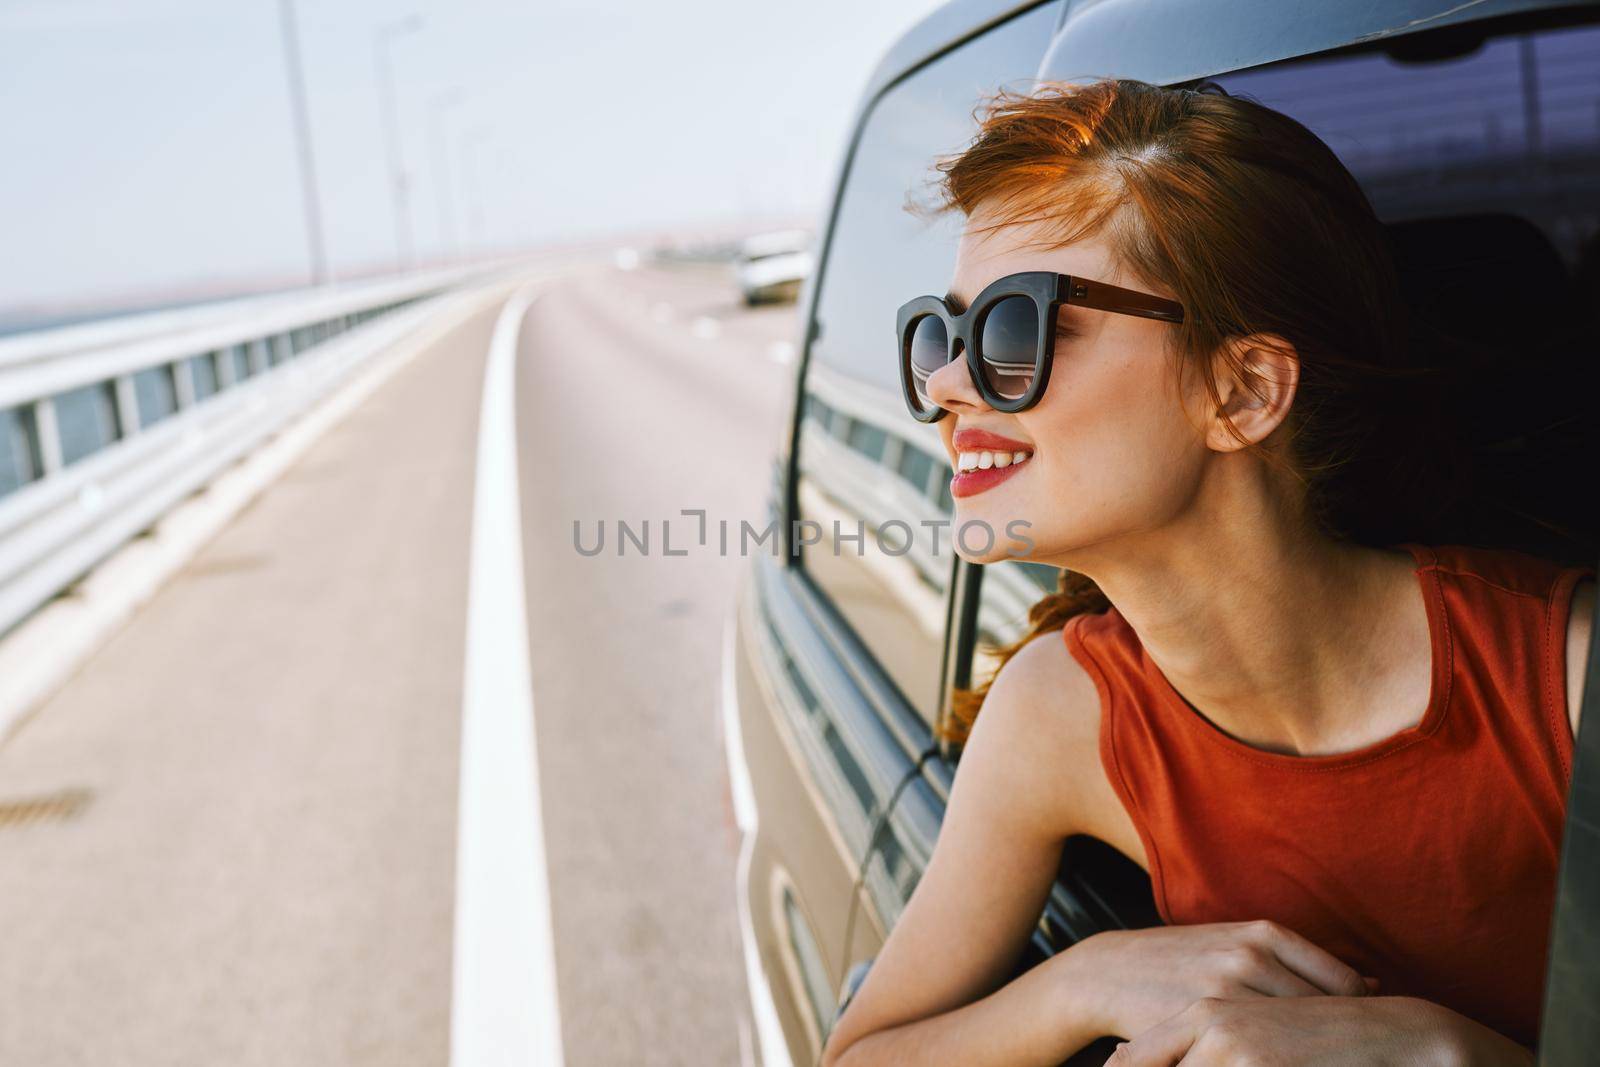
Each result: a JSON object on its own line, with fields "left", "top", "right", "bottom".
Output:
{"left": 949, "top": 509, "right": 1036, "bottom": 563}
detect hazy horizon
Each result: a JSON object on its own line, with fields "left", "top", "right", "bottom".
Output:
{"left": 0, "top": 0, "right": 947, "bottom": 320}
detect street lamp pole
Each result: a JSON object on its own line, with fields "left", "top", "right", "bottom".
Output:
{"left": 276, "top": 0, "right": 327, "bottom": 285}
{"left": 427, "top": 89, "right": 465, "bottom": 265}
{"left": 374, "top": 14, "right": 423, "bottom": 271}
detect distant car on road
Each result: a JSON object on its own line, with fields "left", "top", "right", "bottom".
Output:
{"left": 735, "top": 229, "right": 814, "bottom": 306}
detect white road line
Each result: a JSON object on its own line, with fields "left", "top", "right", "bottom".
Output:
{"left": 451, "top": 284, "right": 565, "bottom": 1067}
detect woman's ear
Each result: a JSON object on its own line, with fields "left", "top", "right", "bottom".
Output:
{"left": 1205, "top": 332, "right": 1300, "bottom": 452}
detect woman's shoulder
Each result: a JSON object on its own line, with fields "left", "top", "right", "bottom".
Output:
{"left": 1413, "top": 542, "right": 1594, "bottom": 672}
{"left": 1398, "top": 541, "right": 1594, "bottom": 757}
{"left": 970, "top": 622, "right": 1136, "bottom": 850}
{"left": 984, "top": 622, "right": 1103, "bottom": 750}
{"left": 1417, "top": 540, "right": 1591, "bottom": 598}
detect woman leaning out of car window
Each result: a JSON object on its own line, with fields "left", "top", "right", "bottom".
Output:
{"left": 821, "top": 78, "right": 1595, "bottom": 1067}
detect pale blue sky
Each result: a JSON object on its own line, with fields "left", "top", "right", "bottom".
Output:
{"left": 0, "top": 0, "right": 946, "bottom": 312}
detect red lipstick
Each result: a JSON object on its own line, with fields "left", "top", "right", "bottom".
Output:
{"left": 950, "top": 427, "right": 1034, "bottom": 499}
{"left": 953, "top": 428, "right": 1032, "bottom": 453}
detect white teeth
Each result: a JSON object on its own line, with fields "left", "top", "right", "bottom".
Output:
{"left": 955, "top": 449, "right": 1032, "bottom": 473}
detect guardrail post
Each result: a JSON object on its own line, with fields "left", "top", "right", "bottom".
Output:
{"left": 32, "top": 398, "right": 64, "bottom": 476}
{"left": 251, "top": 339, "right": 272, "bottom": 375}
{"left": 173, "top": 358, "right": 197, "bottom": 410}
{"left": 217, "top": 346, "right": 239, "bottom": 389}
{"left": 881, "top": 437, "right": 905, "bottom": 483}
{"left": 113, "top": 375, "right": 142, "bottom": 438}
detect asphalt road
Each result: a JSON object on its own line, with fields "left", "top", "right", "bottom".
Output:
{"left": 515, "top": 261, "right": 797, "bottom": 1065}
{"left": 0, "top": 258, "right": 800, "bottom": 1065}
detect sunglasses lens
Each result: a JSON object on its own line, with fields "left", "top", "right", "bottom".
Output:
{"left": 907, "top": 314, "right": 949, "bottom": 412}
{"left": 977, "top": 295, "right": 1039, "bottom": 401}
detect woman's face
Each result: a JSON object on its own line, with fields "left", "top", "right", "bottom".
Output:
{"left": 928, "top": 211, "right": 1212, "bottom": 567}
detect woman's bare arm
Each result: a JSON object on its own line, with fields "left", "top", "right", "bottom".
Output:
{"left": 818, "top": 627, "right": 1378, "bottom": 1067}
{"left": 819, "top": 632, "right": 1116, "bottom": 1067}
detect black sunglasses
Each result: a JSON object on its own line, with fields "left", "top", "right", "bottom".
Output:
{"left": 895, "top": 270, "right": 1185, "bottom": 422}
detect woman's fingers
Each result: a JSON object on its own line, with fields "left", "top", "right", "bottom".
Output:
{"left": 1238, "top": 964, "right": 1324, "bottom": 999}
{"left": 1240, "top": 920, "right": 1368, "bottom": 997}
{"left": 1107, "top": 1001, "right": 1209, "bottom": 1067}
{"left": 1212, "top": 936, "right": 1325, "bottom": 998}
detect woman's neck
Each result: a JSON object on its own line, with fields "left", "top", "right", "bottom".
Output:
{"left": 1069, "top": 490, "right": 1431, "bottom": 758}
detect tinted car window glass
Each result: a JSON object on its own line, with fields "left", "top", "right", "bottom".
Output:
{"left": 1214, "top": 18, "right": 1600, "bottom": 563}
{"left": 797, "top": 0, "right": 1063, "bottom": 725}
{"left": 1213, "top": 20, "right": 1600, "bottom": 268}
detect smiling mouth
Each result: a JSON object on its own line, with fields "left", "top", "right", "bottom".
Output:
{"left": 950, "top": 449, "right": 1033, "bottom": 498}
{"left": 954, "top": 449, "right": 1032, "bottom": 472}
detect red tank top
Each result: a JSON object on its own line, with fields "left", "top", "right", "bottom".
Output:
{"left": 1061, "top": 541, "right": 1594, "bottom": 1049}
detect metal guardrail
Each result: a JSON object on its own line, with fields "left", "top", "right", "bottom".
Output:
{"left": 0, "top": 263, "right": 508, "bottom": 637}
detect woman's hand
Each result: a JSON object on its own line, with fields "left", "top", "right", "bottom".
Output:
{"left": 1105, "top": 993, "right": 1536, "bottom": 1066}
{"left": 1068, "top": 920, "right": 1377, "bottom": 1040}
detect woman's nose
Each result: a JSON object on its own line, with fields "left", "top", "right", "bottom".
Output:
{"left": 923, "top": 341, "right": 990, "bottom": 413}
